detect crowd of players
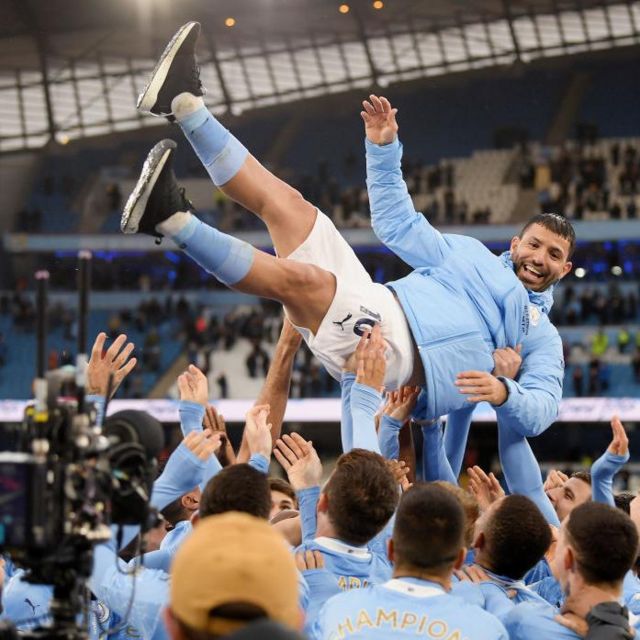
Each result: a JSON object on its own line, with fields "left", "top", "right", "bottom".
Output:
{"left": 3, "top": 20, "right": 640, "bottom": 640}
{"left": 2, "top": 322, "right": 639, "bottom": 639}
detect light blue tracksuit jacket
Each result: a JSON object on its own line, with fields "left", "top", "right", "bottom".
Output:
{"left": 367, "top": 138, "right": 564, "bottom": 438}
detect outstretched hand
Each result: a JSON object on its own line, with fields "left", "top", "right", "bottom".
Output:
{"left": 607, "top": 415, "right": 629, "bottom": 457}
{"left": 274, "top": 432, "right": 323, "bottom": 491}
{"left": 361, "top": 95, "right": 398, "bottom": 146}
{"left": 87, "top": 332, "right": 137, "bottom": 398}
{"left": 467, "top": 465, "right": 505, "bottom": 512}
{"left": 245, "top": 404, "right": 273, "bottom": 459}
{"left": 355, "top": 324, "right": 386, "bottom": 392}
{"left": 177, "top": 364, "right": 209, "bottom": 407}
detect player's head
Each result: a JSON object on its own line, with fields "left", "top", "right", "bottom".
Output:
{"left": 319, "top": 448, "right": 398, "bottom": 546}
{"left": 546, "top": 471, "right": 592, "bottom": 522}
{"left": 269, "top": 477, "right": 298, "bottom": 521}
{"left": 510, "top": 213, "right": 575, "bottom": 292}
{"left": 473, "top": 495, "right": 551, "bottom": 580}
{"left": 198, "top": 464, "right": 271, "bottom": 522}
{"left": 162, "top": 488, "right": 201, "bottom": 527}
{"left": 551, "top": 502, "right": 638, "bottom": 594}
{"left": 166, "top": 512, "right": 302, "bottom": 640}
{"left": 433, "top": 480, "right": 479, "bottom": 547}
{"left": 390, "top": 483, "right": 466, "bottom": 579}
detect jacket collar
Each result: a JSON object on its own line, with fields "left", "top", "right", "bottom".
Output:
{"left": 500, "top": 251, "right": 555, "bottom": 315}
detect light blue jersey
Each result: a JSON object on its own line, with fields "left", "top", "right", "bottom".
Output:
{"left": 505, "top": 600, "right": 640, "bottom": 639}
{"left": 296, "top": 537, "right": 392, "bottom": 592}
{"left": 1, "top": 569, "right": 135, "bottom": 639}
{"left": 311, "top": 577, "right": 508, "bottom": 639}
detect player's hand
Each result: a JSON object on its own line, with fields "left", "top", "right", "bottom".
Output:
{"left": 244, "top": 404, "right": 273, "bottom": 459}
{"left": 203, "top": 405, "right": 236, "bottom": 465}
{"left": 383, "top": 386, "right": 421, "bottom": 423}
{"left": 183, "top": 429, "right": 222, "bottom": 460}
{"left": 274, "top": 433, "right": 323, "bottom": 491}
{"left": 295, "top": 550, "right": 326, "bottom": 572}
{"left": 356, "top": 324, "right": 386, "bottom": 392}
{"left": 177, "top": 364, "right": 209, "bottom": 407}
{"left": 456, "top": 371, "right": 508, "bottom": 406}
{"left": 554, "top": 613, "right": 588, "bottom": 637}
{"left": 361, "top": 95, "right": 398, "bottom": 146}
{"left": 608, "top": 415, "right": 629, "bottom": 457}
{"left": 543, "top": 469, "right": 569, "bottom": 493}
{"left": 467, "top": 465, "right": 505, "bottom": 512}
{"left": 454, "top": 564, "right": 492, "bottom": 584}
{"left": 386, "top": 459, "right": 412, "bottom": 492}
{"left": 492, "top": 345, "right": 522, "bottom": 379}
{"left": 87, "top": 332, "right": 137, "bottom": 398}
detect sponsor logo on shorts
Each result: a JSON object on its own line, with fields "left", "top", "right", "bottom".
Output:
{"left": 359, "top": 306, "right": 381, "bottom": 322}
{"left": 333, "top": 313, "right": 353, "bottom": 331}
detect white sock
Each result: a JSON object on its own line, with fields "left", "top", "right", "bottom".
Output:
{"left": 157, "top": 210, "right": 193, "bottom": 237}
{"left": 171, "top": 93, "right": 205, "bottom": 121}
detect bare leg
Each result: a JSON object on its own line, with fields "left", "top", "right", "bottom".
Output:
{"left": 176, "top": 97, "right": 317, "bottom": 258}
{"left": 232, "top": 250, "right": 335, "bottom": 334}
{"left": 218, "top": 155, "right": 317, "bottom": 258}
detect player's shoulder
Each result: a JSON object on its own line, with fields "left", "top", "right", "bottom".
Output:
{"left": 503, "top": 601, "right": 579, "bottom": 640}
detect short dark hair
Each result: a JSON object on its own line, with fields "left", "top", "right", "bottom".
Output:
{"left": 520, "top": 213, "right": 576, "bottom": 258}
{"left": 614, "top": 492, "right": 635, "bottom": 515}
{"left": 566, "top": 502, "right": 639, "bottom": 585}
{"left": 394, "top": 483, "right": 464, "bottom": 573}
{"left": 200, "top": 464, "right": 271, "bottom": 520}
{"left": 324, "top": 449, "right": 399, "bottom": 546}
{"left": 162, "top": 495, "right": 192, "bottom": 526}
{"left": 571, "top": 470, "right": 592, "bottom": 486}
{"left": 269, "top": 477, "right": 297, "bottom": 507}
{"left": 485, "top": 495, "right": 552, "bottom": 579}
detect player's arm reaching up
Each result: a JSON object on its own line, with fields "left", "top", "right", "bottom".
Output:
{"left": 362, "top": 94, "right": 451, "bottom": 269}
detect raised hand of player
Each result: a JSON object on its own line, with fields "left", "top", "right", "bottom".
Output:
{"left": 386, "top": 459, "right": 412, "bottom": 492}
{"left": 87, "top": 332, "right": 137, "bottom": 398}
{"left": 244, "top": 404, "right": 273, "bottom": 459}
{"left": 183, "top": 429, "right": 222, "bottom": 461}
{"left": 554, "top": 613, "right": 588, "bottom": 638}
{"left": 455, "top": 370, "right": 508, "bottom": 406}
{"left": 383, "top": 386, "right": 421, "bottom": 423}
{"left": 543, "top": 469, "right": 569, "bottom": 493}
{"left": 361, "top": 95, "right": 398, "bottom": 146}
{"left": 203, "top": 405, "right": 236, "bottom": 466}
{"left": 467, "top": 465, "right": 505, "bottom": 512}
{"left": 356, "top": 324, "right": 386, "bottom": 392}
{"left": 607, "top": 415, "right": 629, "bottom": 457}
{"left": 492, "top": 345, "right": 522, "bottom": 379}
{"left": 274, "top": 433, "right": 323, "bottom": 491}
{"left": 177, "top": 364, "right": 209, "bottom": 408}
{"left": 295, "top": 549, "right": 326, "bottom": 572}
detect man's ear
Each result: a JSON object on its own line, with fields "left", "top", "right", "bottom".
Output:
{"left": 387, "top": 538, "right": 394, "bottom": 564}
{"left": 564, "top": 545, "right": 575, "bottom": 572}
{"left": 454, "top": 547, "right": 466, "bottom": 571}
{"left": 163, "top": 608, "right": 185, "bottom": 640}
{"left": 472, "top": 531, "right": 485, "bottom": 551}
{"left": 559, "top": 261, "right": 573, "bottom": 281}
{"left": 510, "top": 235, "right": 520, "bottom": 254}
{"left": 317, "top": 492, "right": 329, "bottom": 514}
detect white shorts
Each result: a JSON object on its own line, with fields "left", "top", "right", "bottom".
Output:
{"left": 286, "top": 211, "right": 414, "bottom": 390}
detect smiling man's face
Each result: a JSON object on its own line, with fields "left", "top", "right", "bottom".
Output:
{"left": 510, "top": 223, "right": 572, "bottom": 292}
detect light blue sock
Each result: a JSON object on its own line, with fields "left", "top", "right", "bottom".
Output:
{"left": 172, "top": 216, "right": 254, "bottom": 286}
{"left": 178, "top": 107, "right": 248, "bottom": 186}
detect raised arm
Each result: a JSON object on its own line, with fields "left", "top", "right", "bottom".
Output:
{"left": 591, "top": 416, "right": 629, "bottom": 506}
{"left": 362, "top": 95, "right": 451, "bottom": 269}
{"left": 236, "top": 319, "right": 301, "bottom": 462}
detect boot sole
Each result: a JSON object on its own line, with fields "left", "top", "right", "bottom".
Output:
{"left": 137, "top": 21, "right": 200, "bottom": 116}
{"left": 121, "top": 140, "right": 176, "bottom": 234}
